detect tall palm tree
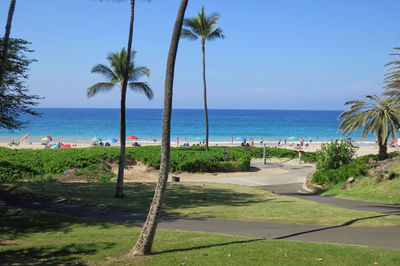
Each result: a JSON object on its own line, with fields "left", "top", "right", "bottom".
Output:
{"left": 384, "top": 46, "right": 400, "bottom": 99}
{"left": 181, "top": 7, "right": 224, "bottom": 151}
{"left": 338, "top": 94, "right": 400, "bottom": 160}
{"left": 0, "top": 0, "right": 17, "bottom": 89}
{"left": 131, "top": 0, "right": 189, "bottom": 257}
{"left": 87, "top": 48, "right": 153, "bottom": 192}
{"left": 98, "top": 0, "right": 150, "bottom": 198}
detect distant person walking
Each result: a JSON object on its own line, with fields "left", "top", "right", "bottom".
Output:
{"left": 231, "top": 136, "right": 234, "bottom": 145}
{"left": 260, "top": 137, "right": 264, "bottom": 146}
{"left": 177, "top": 137, "right": 180, "bottom": 147}
{"left": 298, "top": 149, "right": 303, "bottom": 166}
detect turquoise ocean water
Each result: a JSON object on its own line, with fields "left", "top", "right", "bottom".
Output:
{"left": 0, "top": 108, "right": 373, "bottom": 143}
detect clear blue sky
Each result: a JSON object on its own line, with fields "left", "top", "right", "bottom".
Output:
{"left": 1, "top": 0, "right": 400, "bottom": 110}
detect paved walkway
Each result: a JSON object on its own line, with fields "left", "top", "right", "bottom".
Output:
{"left": 1, "top": 190, "right": 399, "bottom": 250}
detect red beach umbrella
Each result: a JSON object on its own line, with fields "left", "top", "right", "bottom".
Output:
{"left": 21, "top": 134, "right": 29, "bottom": 141}
{"left": 60, "top": 144, "right": 71, "bottom": 149}
{"left": 128, "top": 135, "right": 138, "bottom": 140}
{"left": 47, "top": 135, "right": 53, "bottom": 141}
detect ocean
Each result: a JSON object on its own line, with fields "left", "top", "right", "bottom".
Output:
{"left": 0, "top": 108, "right": 373, "bottom": 143}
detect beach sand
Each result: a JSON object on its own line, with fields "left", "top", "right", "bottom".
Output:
{"left": 1, "top": 139, "right": 395, "bottom": 158}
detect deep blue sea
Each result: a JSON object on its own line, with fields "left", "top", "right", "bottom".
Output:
{"left": 0, "top": 108, "right": 373, "bottom": 143}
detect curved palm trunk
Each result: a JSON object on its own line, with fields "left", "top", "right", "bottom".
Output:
{"left": 116, "top": 0, "right": 135, "bottom": 198}
{"left": 131, "top": 0, "right": 188, "bottom": 256}
{"left": 0, "top": 0, "right": 16, "bottom": 89}
{"left": 201, "top": 39, "right": 209, "bottom": 151}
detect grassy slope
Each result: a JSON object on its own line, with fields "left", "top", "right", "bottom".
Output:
{"left": 2, "top": 182, "right": 400, "bottom": 226}
{"left": 319, "top": 163, "right": 400, "bottom": 204}
{"left": 1, "top": 206, "right": 399, "bottom": 266}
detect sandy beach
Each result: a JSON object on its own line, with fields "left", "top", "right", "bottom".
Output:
{"left": 0, "top": 138, "right": 396, "bottom": 158}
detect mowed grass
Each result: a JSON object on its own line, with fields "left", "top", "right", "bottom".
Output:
{"left": 1, "top": 205, "right": 399, "bottom": 266}
{"left": 318, "top": 162, "right": 400, "bottom": 204}
{"left": 2, "top": 182, "right": 400, "bottom": 226}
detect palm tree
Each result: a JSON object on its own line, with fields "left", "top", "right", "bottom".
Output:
{"left": 131, "top": 0, "right": 189, "bottom": 257}
{"left": 87, "top": 48, "right": 153, "bottom": 195}
{"left": 384, "top": 46, "right": 400, "bottom": 99}
{"left": 98, "top": 0, "right": 150, "bottom": 198}
{"left": 181, "top": 7, "right": 224, "bottom": 151}
{"left": 0, "top": 0, "right": 17, "bottom": 89}
{"left": 338, "top": 94, "right": 400, "bottom": 160}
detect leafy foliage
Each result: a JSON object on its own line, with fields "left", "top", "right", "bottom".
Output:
{"left": 312, "top": 153, "right": 399, "bottom": 185}
{"left": 316, "top": 139, "right": 356, "bottom": 172}
{"left": 0, "top": 146, "right": 316, "bottom": 181}
{"left": 0, "top": 38, "right": 41, "bottom": 130}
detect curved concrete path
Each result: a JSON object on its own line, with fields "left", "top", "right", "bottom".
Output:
{"left": 192, "top": 159, "right": 400, "bottom": 215}
{"left": 1, "top": 190, "right": 399, "bottom": 250}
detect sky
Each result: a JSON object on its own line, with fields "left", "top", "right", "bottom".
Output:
{"left": 1, "top": 0, "right": 400, "bottom": 110}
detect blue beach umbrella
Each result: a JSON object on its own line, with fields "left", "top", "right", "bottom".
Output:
{"left": 236, "top": 137, "right": 246, "bottom": 142}
{"left": 107, "top": 138, "right": 118, "bottom": 143}
{"left": 49, "top": 144, "right": 59, "bottom": 149}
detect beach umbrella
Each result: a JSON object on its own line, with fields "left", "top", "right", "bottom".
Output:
{"left": 41, "top": 137, "right": 51, "bottom": 142}
{"left": 288, "top": 136, "right": 297, "bottom": 140}
{"left": 47, "top": 135, "right": 53, "bottom": 141}
{"left": 128, "top": 135, "right": 138, "bottom": 140}
{"left": 21, "top": 134, "right": 29, "bottom": 141}
{"left": 236, "top": 137, "right": 246, "bottom": 142}
{"left": 107, "top": 138, "right": 118, "bottom": 143}
{"left": 49, "top": 144, "right": 59, "bottom": 149}
{"left": 91, "top": 136, "right": 102, "bottom": 142}
{"left": 60, "top": 144, "right": 71, "bottom": 149}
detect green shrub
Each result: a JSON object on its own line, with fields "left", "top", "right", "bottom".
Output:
{"left": 316, "top": 139, "right": 356, "bottom": 171}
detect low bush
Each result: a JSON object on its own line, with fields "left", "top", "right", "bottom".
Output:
{"left": 312, "top": 152, "right": 400, "bottom": 186}
{"left": 0, "top": 145, "right": 317, "bottom": 181}
{"left": 316, "top": 139, "right": 356, "bottom": 171}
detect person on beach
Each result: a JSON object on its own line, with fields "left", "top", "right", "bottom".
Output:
{"left": 309, "top": 137, "right": 312, "bottom": 143}
{"left": 177, "top": 137, "right": 180, "bottom": 147}
{"left": 298, "top": 149, "right": 302, "bottom": 166}
{"left": 278, "top": 138, "right": 281, "bottom": 147}
{"left": 260, "top": 137, "right": 264, "bottom": 146}
{"left": 284, "top": 138, "right": 287, "bottom": 145}
{"left": 250, "top": 138, "right": 254, "bottom": 146}
{"left": 231, "top": 137, "right": 234, "bottom": 145}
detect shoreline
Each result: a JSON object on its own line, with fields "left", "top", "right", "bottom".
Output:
{"left": 0, "top": 139, "right": 394, "bottom": 157}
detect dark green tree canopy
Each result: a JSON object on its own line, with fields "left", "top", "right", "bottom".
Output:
{"left": 0, "top": 38, "right": 40, "bottom": 131}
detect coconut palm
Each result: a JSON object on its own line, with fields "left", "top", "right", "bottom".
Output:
{"left": 338, "top": 94, "right": 400, "bottom": 160}
{"left": 181, "top": 7, "right": 224, "bottom": 151}
{"left": 87, "top": 48, "right": 153, "bottom": 196}
{"left": 384, "top": 47, "right": 400, "bottom": 99}
{"left": 0, "top": 0, "right": 17, "bottom": 89}
{"left": 98, "top": 0, "right": 151, "bottom": 198}
{"left": 131, "top": 0, "right": 188, "bottom": 257}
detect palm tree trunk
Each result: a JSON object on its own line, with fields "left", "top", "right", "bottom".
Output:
{"left": 0, "top": 0, "right": 16, "bottom": 89}
{"left": 202, "top": 39, "right": 209, "bottom": 151}
{"left": 377, "top": 134, "right": 388, "bottom": 160}
{"left": 130, "top": 0, "right": 188, "bottom": 256}
{"left": 116, "top": 0, "right": 135, "bottom": 198}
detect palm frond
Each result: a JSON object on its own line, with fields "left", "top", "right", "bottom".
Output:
{"left": 181, "top": 29, "right": 198, "bottom": 40}
{"left": 128, "top": 82, "right": 153, "bottom": 100}
{"left": 91, "top": 64, "right": 117, "bottom": 81}
{"left": 86, "top": 82, "right": 115, "bottom": 98}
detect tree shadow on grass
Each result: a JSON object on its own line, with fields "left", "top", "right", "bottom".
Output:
{"left": 0, "top": 242, "right": 115, "bottom": 266}
{"left": 275, "top": 214, "right": 393, "bottom": 240}
{"left": 1, "top": 182, "right": 280, "bottom": 215}
{"left": 153, "top": 239, "right": 262, "bottom": 255}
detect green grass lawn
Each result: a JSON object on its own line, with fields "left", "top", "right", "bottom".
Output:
{"left": 317, "top": 162, "right": 400, "bottom": 204}
{"left": 1, "top": 205, "right": 399, "bottom": 265}
{"left": 2, "top": 181, "right": 400, "bottom": 226}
